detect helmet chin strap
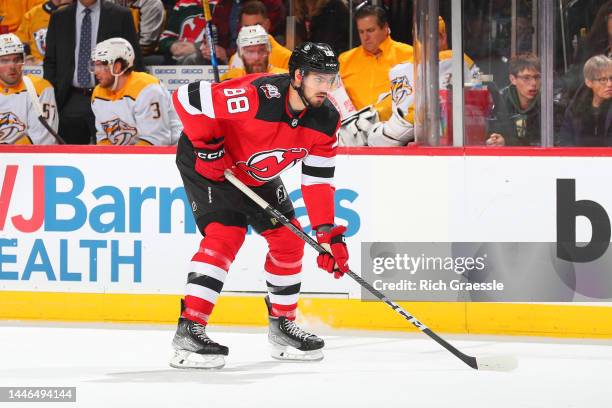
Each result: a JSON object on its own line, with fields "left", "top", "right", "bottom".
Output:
{"left": 290, "top": 69, "right": 310, "bottom": 109}
{"left": 110, "top": 63, "right": 129, "bottom": 91}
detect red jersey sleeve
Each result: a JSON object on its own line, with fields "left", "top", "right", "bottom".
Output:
{"left": 301, "top": 118, "right": 341, "bottom": 229}
{"left": 172, "top": 78, "right": 260, "bottom": 148}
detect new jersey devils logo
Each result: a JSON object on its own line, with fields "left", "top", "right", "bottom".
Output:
{"left": 260, "top": 84, "right": 280, "bottom": 99}
{"left": 179, "top": 14, "right": 207, "bottom": 43}
{"left": 236, "top": 148, "right": 308, "bottom": 182}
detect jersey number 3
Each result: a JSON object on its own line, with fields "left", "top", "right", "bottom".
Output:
{"left": 223, "top": 88, "right": 249, "bottom": 114}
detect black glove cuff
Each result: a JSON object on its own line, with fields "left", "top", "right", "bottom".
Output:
{"left": 195, "top": 145, "right": 225, "bottom": 161}
{"left": 331, "top": 234, "right": 346, "bottom": 245}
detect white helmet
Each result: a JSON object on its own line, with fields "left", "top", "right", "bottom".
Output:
{"left": 237, "top": 24, "right": 270, "bottom": 57}
{"left": 0, "top": 33, "right": 25, "bottom": 57}
{"left": 91, "top": 37, "right": 135, "bottom": 71}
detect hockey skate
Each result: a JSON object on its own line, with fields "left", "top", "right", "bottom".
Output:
{"left": 170, "top": 317, "right": 229, "bottom": 369}
{"left": 265, "top": 296, "right": 324, "bottom": 362}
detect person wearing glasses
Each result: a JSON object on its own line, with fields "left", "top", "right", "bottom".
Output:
{"left": 220, "top": 24, "right": 286, "bottom": 81}
{"left": 486, "top": 53, "right": 541, "bottom": 146}
{"left": 559, "top": 55, "right": 612, "bottom": 146}
{"left": 0, "top": 33, "right": 58, "bottom": 144}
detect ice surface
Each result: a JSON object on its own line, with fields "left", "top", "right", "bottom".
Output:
{"left": 0, "top": 322, "right": 610, "bottom": 408}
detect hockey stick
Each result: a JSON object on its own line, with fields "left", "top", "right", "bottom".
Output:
{"left": 22, "top": 75, "right": 66, "bottom": 144}
{"left": 224, "top": 169, "right": 517, "bottom": 372}
{"left": 201, "top": 0, "right": 220, "bottom": 83}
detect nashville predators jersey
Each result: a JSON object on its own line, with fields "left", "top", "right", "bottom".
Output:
{"left": 388, "top": 52, "right": 480, "bottom": 124}
{"left": 0, "top": 74, "right": 58, "bottom": 145}
{"left": 91, "top": 71, "right": 182, "bottom": 146}
{"left": 15, "top": 1, "right": 59, "bottom": 64}
{"left": 0, "top": 0, "right": 44, "bottom": 33}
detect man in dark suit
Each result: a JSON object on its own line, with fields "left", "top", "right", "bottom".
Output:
{"left": 44, "top": 0, "right": 144, "bottom": 144}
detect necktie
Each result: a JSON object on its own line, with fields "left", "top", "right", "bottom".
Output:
{"left": 77, "top": 8, "right": 92, "bottom": 88}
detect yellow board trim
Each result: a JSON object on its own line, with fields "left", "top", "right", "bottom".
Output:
{"left": 1, "top": 291, "right": 612, "bottom": 338}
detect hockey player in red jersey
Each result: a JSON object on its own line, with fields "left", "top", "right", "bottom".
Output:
{"left": 170, "top": 42, "right": 350, "bottom": 369}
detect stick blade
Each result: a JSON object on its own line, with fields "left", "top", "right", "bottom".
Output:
{"left": 475, "top": 355, "right": 518, "bottom": 372}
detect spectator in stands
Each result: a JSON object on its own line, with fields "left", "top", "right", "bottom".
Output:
{"left": 221, "top": 24, "right": 286, "bottom": 80}
{"left": 578, "top": 2, "right": 612, "bottom": 63}
{"left": 338, "top": 4, "right": 412, "bottom": 115}
{"left": 0, "top": 33, "right": 58, "bottom": 144}
{"left": 213, "top": 0, "right": 286, "bottom": 56}
{"left": 227, "top": 0, "right": 291, "bottom": 70}
{"left": 16, "top": 0, "right": 73, "bottom": 65}
{"left": 91, "top": 38, "right": 180, "bottom": 145}
{"left": 182, "top": 32, "right": 229, "bottom": 65}
{"left": 486, "top": 53, "right": 541, "bottom": 146}
{"left": 559, "top": 55, "right": 612, "bottom": 146}
{"left": 44, "top": 0, "right": 143, "bottom": 144}
{"left": 160, "top": 0, "right": 284, "bottom": 66}
{"left": 108, "top": 0, "right": 165, "bottom": 56}
{"left": 562, "top": 1, "right": 612, "bottom": 102}
{"left": 294, "top": 0, "right": 350, "bottom": 54}
{"left": 159, "top": 0, "right": 208, "bottom": 64}
{"left": 0, "top": 0, "right": 44, "bottom": 34}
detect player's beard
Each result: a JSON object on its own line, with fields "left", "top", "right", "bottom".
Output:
{"left": 245, "top": 56, "right": 269, "bottom": 74}
{"left": 96, "top": 73, "right": 114, "bottom": 89}
{"left": 304, "top": 90, "right": 328, "bottom": 108}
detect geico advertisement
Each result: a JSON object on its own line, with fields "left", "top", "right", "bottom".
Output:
{"left": 22, "top": 66, "right": 231, "bottom": 93}
{"left": 147, "top": 66, "right": 229, "bottom": 91}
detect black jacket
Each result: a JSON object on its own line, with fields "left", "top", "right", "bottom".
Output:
{"left": 488, "top": 85, "right": 541, "bottom": 146}
{"left": 558, "top": 84, "right": 612, "bottom": 146}
{"left": 43, "top": 0, "right": 144, "bottom": 109}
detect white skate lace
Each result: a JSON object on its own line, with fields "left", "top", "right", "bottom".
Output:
{"left": 190, "top": 323, "right": 215, "bottom": 344}
{"left": 282, "top": 319, "right": 313, "bottom": 341}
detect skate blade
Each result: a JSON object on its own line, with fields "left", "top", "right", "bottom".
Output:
{"left": 270, "top": 344, "right": 324, "bottom": 362}
{"left": 169, "top": 350, "right": 226, "bottom": 369}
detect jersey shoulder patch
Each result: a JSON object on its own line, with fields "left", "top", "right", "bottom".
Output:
{"left": 251, "top": 74, "right": 290, "bottom": 122}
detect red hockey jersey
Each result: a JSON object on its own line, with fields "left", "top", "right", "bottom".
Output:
{"left": 173, "top": 74, "right": 341, "bottom": 229}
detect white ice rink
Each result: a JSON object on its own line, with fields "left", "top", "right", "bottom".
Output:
{"left": 1, "top": 322, "right": 610, "bottom": 408}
